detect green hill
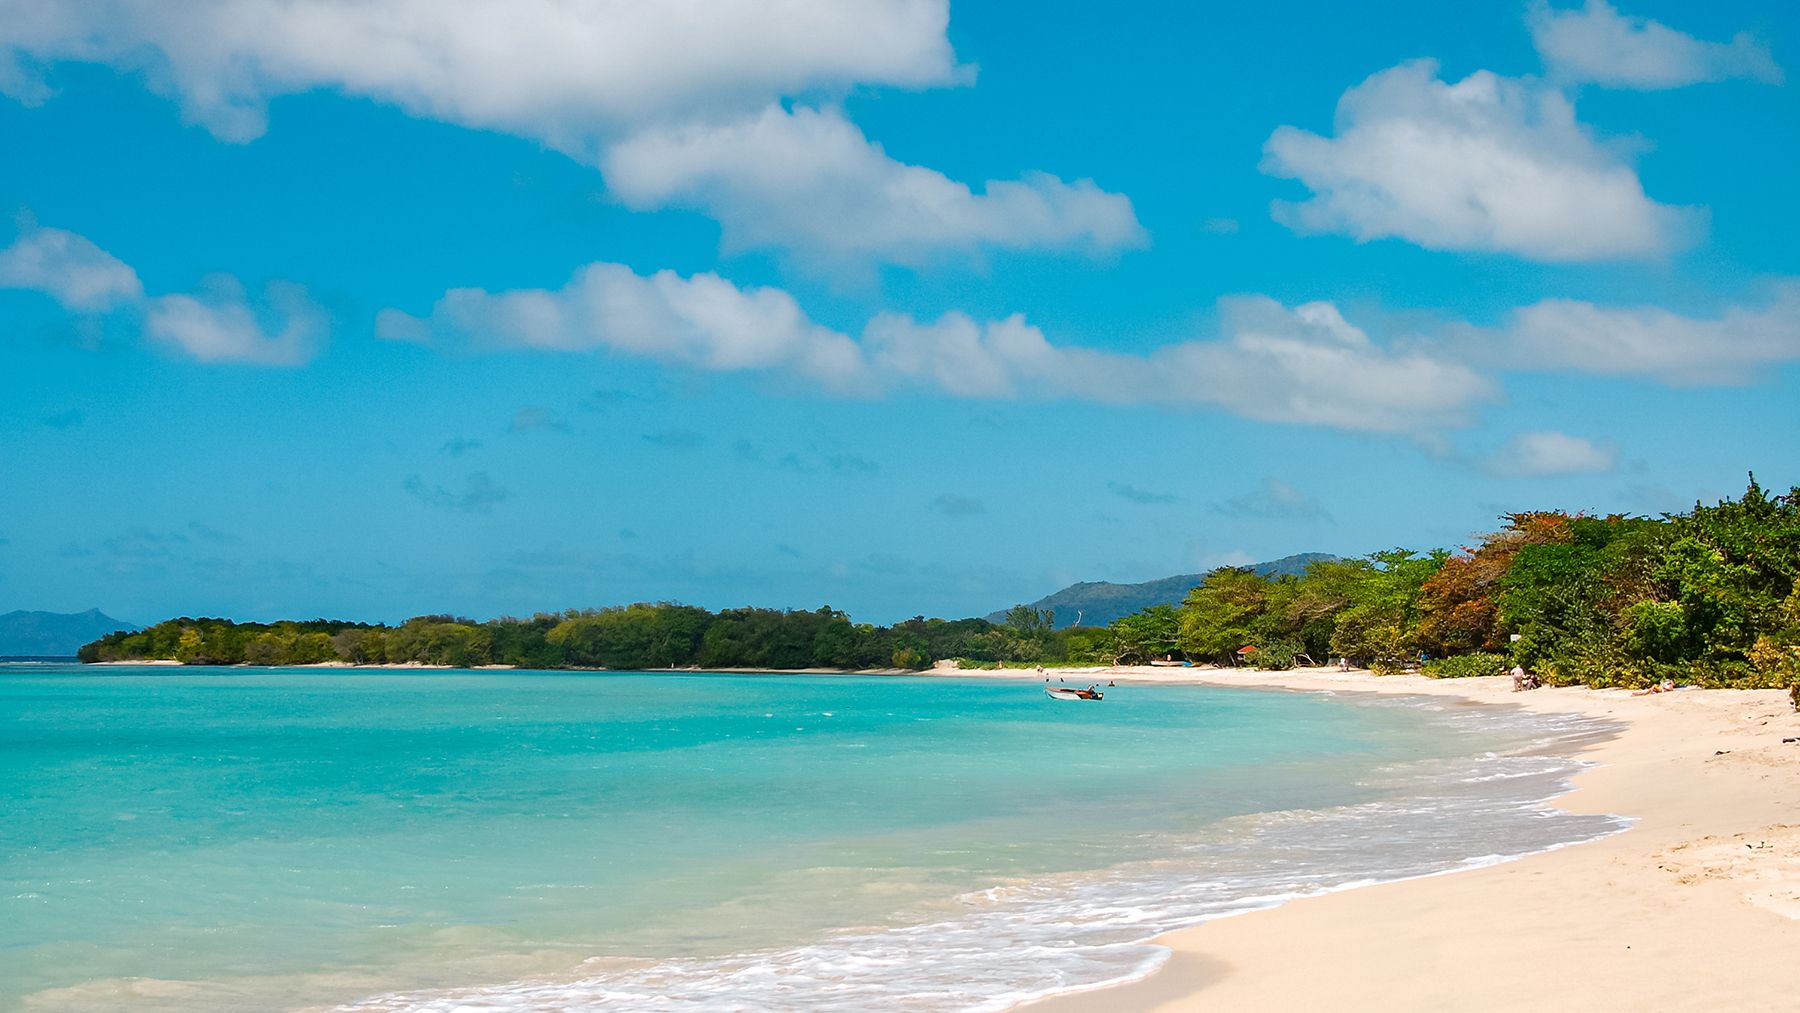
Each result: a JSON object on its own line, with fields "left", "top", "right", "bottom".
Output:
{"left": 986, "top": 553, "right": 1337, "bottom": 629}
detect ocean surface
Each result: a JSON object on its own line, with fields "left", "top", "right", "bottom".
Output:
{"left": 0, "top": 665, "right": 1624, "bottom": 1011}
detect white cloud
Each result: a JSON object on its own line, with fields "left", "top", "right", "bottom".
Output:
{"left": 1528, "top": 1, "right": 1782, "bottom": 89}
{"left": 0, "top": 0, "right": 961, "bottom": 146}
{"left": 1157, "top": 297, "right": 1494, "bottom": 433}
{"left": 0, "top": 2, "right": 1144, "bottom": 266}
{"left": 0, "top": 222, "right": 322, "bottom": 364}
{"left": 1262, "top": 59, "right": 1698, "bottom": 261}
{"left": 0, "top": 225, "right": 142, "bottom": 310}
{"left": 145, "top": 278, "right": 323, "bottom": 366}
{"left": 390, "top": 266, "right": 1490, "bottom": 435}
{"left": 379, "top": 262, "right": 874, "bottom": 394}
{"left": 865, "top": 310, "right": 1146, "bottom": 399}
{"left": 1485, "top": 431, "right": 1617, "bottom": 477}
{"left": 1480, "top": 282, "right": 1800, "bottom": 384}
{"left": 868, "top": 296, "right": 1492, "bottom": 434}
{"left": 603, "top": 104, "right": 1144, "bottom": 264}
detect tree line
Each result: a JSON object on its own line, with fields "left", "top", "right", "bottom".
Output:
{"left": 79, "top": 476, "right": 1800, "bottom": 698}
{"left": 77, "top": 605, "right": 1044, "bottom": 671}
{"left": 1124, "top": 476, "right": 1800, "bottom": 694}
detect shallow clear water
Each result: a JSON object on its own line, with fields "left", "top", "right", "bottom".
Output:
{"left": 0, "top": 665, "right": 1622, "bottom": 1011}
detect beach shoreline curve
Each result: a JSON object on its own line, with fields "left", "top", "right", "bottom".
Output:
{"left": 982, "top": 665, "right": 1800, "bottom": 1013}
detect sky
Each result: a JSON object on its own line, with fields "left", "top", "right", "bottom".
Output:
{"left": 2, "top": 0, "right": 1797, "bottom": 626}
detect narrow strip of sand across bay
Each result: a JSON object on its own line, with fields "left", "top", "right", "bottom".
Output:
{"left": 954, "top": 666, "right": 1800, "bottom": 1012}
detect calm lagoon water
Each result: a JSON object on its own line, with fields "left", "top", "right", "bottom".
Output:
{"left": 0, "top": 665, "right": 1621, "bottom": 1011}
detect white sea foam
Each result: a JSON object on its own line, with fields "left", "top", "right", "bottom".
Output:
{"left": 336, "top": 700, "right": 1625, "bottom": 1013}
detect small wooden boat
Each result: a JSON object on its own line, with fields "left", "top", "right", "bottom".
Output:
{"left": 1045, "top": 685, "right": 1104, "bottom": 701}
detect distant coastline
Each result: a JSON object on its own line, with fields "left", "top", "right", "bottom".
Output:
{"left": 83, "top": 658, "right": 929, "bottom": 675}
{"left": 71, "top": 479, "right": 1800, "bottom": 709}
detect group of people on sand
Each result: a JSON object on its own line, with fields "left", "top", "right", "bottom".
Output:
{"left": 1511, "top": 664, "right": 1541, "bottom": 692}
{"left": 1511, "top": 663, "right": 1679, "bottom": 695}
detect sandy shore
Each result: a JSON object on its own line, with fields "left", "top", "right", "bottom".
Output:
{"left": 976, "top": 666, "right": 1800, "bottom": 1012}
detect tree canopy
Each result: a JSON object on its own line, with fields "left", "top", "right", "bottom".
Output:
{"left": 1081, "top": 476, "right": 1800, "bottom": 692}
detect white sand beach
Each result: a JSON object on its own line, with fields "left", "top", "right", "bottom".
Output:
{"left": 978, "top": 666, "right": 1800, "bottom": 1012}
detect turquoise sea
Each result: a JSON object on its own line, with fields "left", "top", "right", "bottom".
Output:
{"left": 0, "top": 666, "right": 1622, "bottom": 1011}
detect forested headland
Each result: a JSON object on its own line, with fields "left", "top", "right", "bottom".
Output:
{"left": 80, "top": 477, "right": 1800, "bottom": 700}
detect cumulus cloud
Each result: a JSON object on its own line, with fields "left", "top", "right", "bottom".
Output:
{"left": 1528, "top": 1, "right": 1782, "bottom": 89}
{"left": 1485, "top": 431, "right": 1617, "bottom": 477}
{"left": 0, "top": 225, "right": 142, "bottom": 310}
{"left": 145, "top": 278, "right": 322, "bottom": 366}
{"left": 870, "top": 297, "right": 1492, "bottom": 434}
{"left": 603, "top": 104, "right": 1144, "bottom": 264}
{"left": 390, "top": 265, "right": 1490, "bottom": 435}
{"left": 0, "top": 2, "right": 1142, "bottom": 265}
{"left": 0, "top": 0, "right": 961, "bottom": 146}
{"left": 1472, "top": 282, "right": 1800, "bottom": 385}
{"left": 1212, "top": 478, "right": 1332, "bottom": 521}
{"left": 865, "top": 311, "right": 1145, "bottom": 399}
{"left": 1262, "top": 59, "right": 1698, "bottom": 261}
{"left": 1, "top": 223, "right": 322, "bottom": 364}
{"left": 1157, "top": 297, "right": 1494, "bottom": 433}
{"left": 378, "top": 261, "right": 873, "bottom": 393}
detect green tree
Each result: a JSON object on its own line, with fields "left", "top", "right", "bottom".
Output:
{"left": 1178, "top": 568, "right": 1272, "bottom": 663}
{"left": 1328, "top": 549, "right": 1446, "bottom": 665}
{"left": 1111, "top": 605, "right": 1181, "bottom": 664}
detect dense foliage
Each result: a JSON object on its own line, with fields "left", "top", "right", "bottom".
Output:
{"left": 78, "top": 605, "right": 1081, "bottom": 671}
{"left": 1085, "top": 476, "right": 1800, "bottom": 693}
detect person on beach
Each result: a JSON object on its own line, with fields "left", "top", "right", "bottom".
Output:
{"left": 1511, "top": 664, "right": 1540, "bottom": 691}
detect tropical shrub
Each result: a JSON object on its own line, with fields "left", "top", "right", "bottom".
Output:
{"left": 1248, "top": 638, "right": 1306, "bottom": 671}
{"left": 1421, "top": 652, "right": 1509, "bottom": 679}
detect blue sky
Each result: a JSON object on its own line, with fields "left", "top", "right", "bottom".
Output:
{"left": 2, "top": 0, "right": 1797, "bottom": 626}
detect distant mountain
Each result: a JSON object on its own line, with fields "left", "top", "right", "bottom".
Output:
{"left": 0, "top": 609, "right": 138, "bottom": 658}
{"left": 986, "top": 553, "right": 1338, "bottom": 629}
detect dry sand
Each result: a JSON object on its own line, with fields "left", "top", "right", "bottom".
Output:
{"left": 980, "top": 666, "right": 1800, "bottom": 1012}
